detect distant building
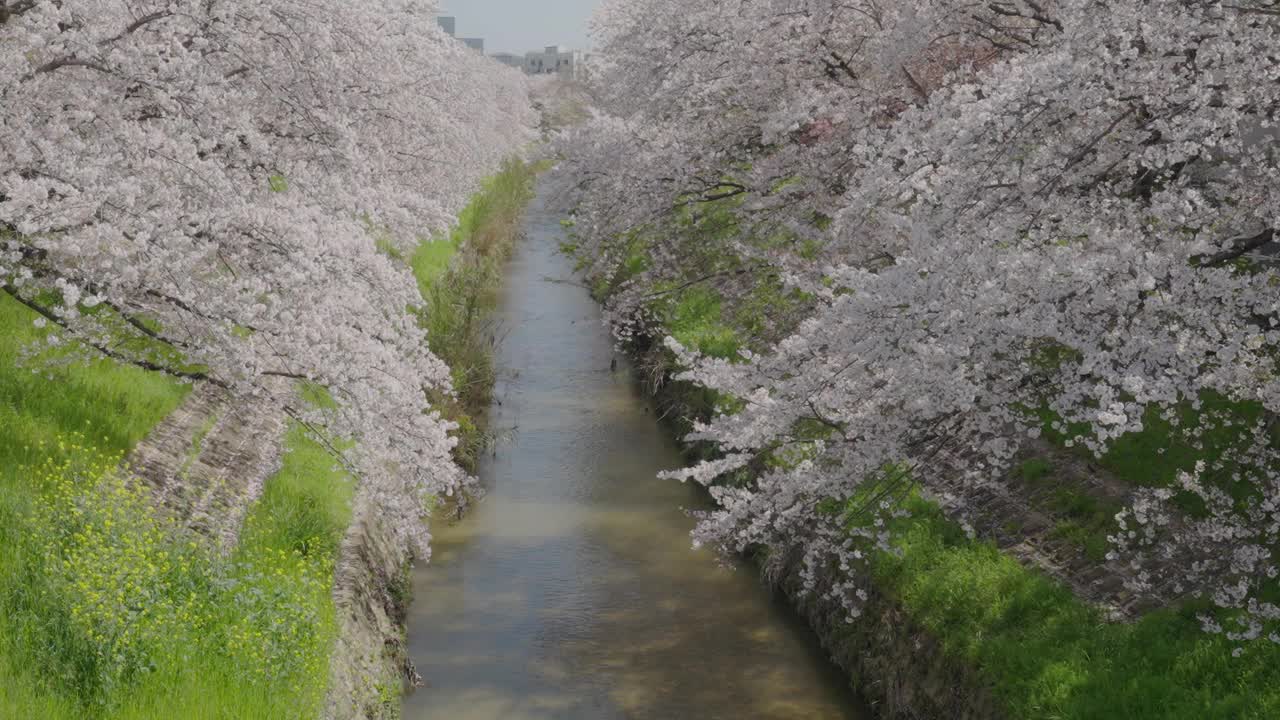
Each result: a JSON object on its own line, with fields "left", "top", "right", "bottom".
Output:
{"left": 521, "top": 46, "right": 590, "bottom": 81}
{"left": 491, "top": 52, "right": 524, "bottom": 70}
{"left": 436, "top": 16, "right": 483, "bottom": 53}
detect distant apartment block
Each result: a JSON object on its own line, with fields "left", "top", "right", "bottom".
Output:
{"left": 436, "top": 12, "right": 589, "bottom": 73}
{"left": 518, "top": 46, "right": 591, "bottom": 82}
{"left": 436, "top": 16, "right": 485, "bottom": 53}
{"left": 492, "top": 52, "right": 524, "bottom": 70}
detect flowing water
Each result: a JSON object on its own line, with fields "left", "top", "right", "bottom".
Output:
{"left": 403, "top": 181, "right": 866, "bottom": 720}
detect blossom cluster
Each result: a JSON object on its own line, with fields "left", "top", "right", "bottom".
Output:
{"left": 562, "top": 0, "right": 1280, "bottom": 638}
{"left": 1, "top": 0, "right": 536, "bottom": 553}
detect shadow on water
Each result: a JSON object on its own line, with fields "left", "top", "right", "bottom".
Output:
{"left": 403, "top": 178, "right": 868, "bottom": 720}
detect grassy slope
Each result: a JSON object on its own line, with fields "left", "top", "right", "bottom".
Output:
{"left": 872, "top": 497, "right": 1280, "bottom": 719}
{"left": 0, "top": 293, "right": 353, "bottom": 718}
{"left": 0, "top": 292, "right": 189, "bottom": 714}
{"left": 0, "top": 160, "right": 531, "bottom": 716}
{"left": 411, "top": 158, "right": 537, "bottom": 470}
{"left": 107, "top": 424, "right": 354, "bottom": 720}
{"left": 0, "top": 294, "right": 191, "bottom": 490}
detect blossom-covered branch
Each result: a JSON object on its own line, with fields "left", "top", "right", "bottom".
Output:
{"left": 562, "top": 0, "right": 1280, "bottom": 639}
{"left": 1, "top": 0, "right": 537, "bottom": 555}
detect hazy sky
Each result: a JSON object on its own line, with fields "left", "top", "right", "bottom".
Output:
{"left": 440, "top": 1, "right": 602, "bottom": 55}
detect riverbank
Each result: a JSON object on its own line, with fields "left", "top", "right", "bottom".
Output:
{"left": 325, "top": 158, "right": 540, "bottom": 718}
{"left": 413, "top": 158, "right": 540, "bottom": 471}
{"left": 0, "top": 293, "right": 350, "bottom": 718}
{"left": 621, "top": 344, "right": 1280, "bottom": 718}
{"left": 563, "top": 194, "right": 1280, "bottom": 719}
{"left": 0, "top": 161, "right": 537, "bottom": 720}
{"left": 620, "top": 343, "right": 1001, "bottom": 719}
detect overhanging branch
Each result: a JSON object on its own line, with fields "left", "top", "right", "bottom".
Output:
{"left": 1196, "top": 227, "right": 1276, "bottom": 267}
{"left": 2, "top": 283, "right": 222, "bottom": 387}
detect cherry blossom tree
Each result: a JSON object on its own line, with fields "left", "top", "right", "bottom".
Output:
{"left": 1, "top": 0, "right": 536, "bottom": 554}
{"left": 565, "top": 0, "right": 1280, "bottom": 638}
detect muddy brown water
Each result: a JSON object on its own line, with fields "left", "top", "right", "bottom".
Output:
{"left": 402, "top": 181, "right": 867, "bottom": 720}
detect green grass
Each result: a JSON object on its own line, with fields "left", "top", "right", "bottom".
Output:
{"left": 667, "top": 287, "right": 741, "bottom": 359}
{"left": 1035, "top": 395, "right": 1279, "bottom": 537}
{"left": 580, "top": 183, "right": 815, "bottom": 355}
{"left": 1019, "top": 458, "right": 1052, "bottom": 483}
{"left": 412, "top": 158, "right": 537, "bottom": 470}
{"left": 238, "top": 423, "right": 354, "bottom": 564}
{"left": 410, "top": 158, "right": 534, "bottom": 298}
{"left": 1049, "top": 520, "right": 1111, "bottom": 563}
{"left": 1016, "top": 458, "right": 1119, "bottom": 562}
{"left": 410, "top": 233, "right": 460, "bottom": 295}
{"left": 1039, "top": 395, "right": 1272, "bottom": 492}
{"left": 0, "top": 293, "right": 191, "bottom": 705}
{"left": 0, "top": 292, "right": 353, "bottom": 718}
{"left": 859, "top": 495, "right": 1280, "bottom": 719}
{"left": 0, "top": 294, "right": 191, "bottom": 491}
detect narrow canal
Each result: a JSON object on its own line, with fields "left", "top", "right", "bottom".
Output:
{"left": 403, "top": 180, "right": 866, "bottom": 720}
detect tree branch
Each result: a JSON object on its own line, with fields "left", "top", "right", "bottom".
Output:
{"left": 1195, "top": 227, "right": 1276, "bottom": 267}
{"left": 2, "top": 283, "right": 222, "bottom": 387}
{"left": 0, "top": 0, "right": 38, "bottom": 25}
{"left": 34, "top": 57, "right": 115, "bottom": 76}
{"left": 641, "top": 265, "right": 766, "bottom": 300}
{"left": 902, "top": 64, "right": 929, "bottom": 103}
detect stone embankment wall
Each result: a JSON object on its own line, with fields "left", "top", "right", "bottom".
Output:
{"left": 128, "top": 381, "right": 418, "bottom": 720}
{"left": 628, "top": 354, "right": 1003, "bottom": 719}
{"left": 774, "top": 547, "right": 1003, "bottom": 720}
{"left": 324, "top": 495, "right": 417, "bottom": 720}
{"left": 129, "top": 381, "right": 285, "bottom": 551}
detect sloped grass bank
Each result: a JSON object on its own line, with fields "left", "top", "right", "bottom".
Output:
{"left": 637, "top": 302, "right": 1280, "bottom": 718}
{"left": 0, "top": 160, "right": 538, "bottom": 718}
{"left": 411, "top": 158, "right": 538, "bottom": 469}
{"left": 0, "top": 291, "right": 188, "bottom": 715}
{"left": 1030, "top": 396, "right": 1280, "bottom": 558}
{"left": 867, "top": 497, "right": 1280, "bottom": 719}
{"left": 0, "top": 293, "right": 353, "bottom": 718}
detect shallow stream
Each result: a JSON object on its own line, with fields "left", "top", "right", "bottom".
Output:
{"left": 402, "top": 181, "right": 866, "bottom": 720}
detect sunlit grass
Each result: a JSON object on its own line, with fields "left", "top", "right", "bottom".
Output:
{"left": 0, "top": 293, "right": 192, "bottom": 713}
{"left": 412, "top": 158, "right": 537, "bottom": 469}
{"left": 238, "top": 423, "right": 355, "bottom": 565}
{"left": 667, "top": 287, "right": 741, "bottom": 360}
{"left": 0, "top": 293, "right": 191, "bottom": 491}
{"left": 861, "top": 496, "right": 1280, "bottom": 719}
{"left": 0, "top": 292, "right": 352, "bottom": 718}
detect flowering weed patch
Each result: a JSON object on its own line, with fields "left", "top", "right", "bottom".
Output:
{"left": 3, "top": 434, "right": 342, "bottom": 718}
{"left": 0, "top": 295, "right": 351, "bottom": 718}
